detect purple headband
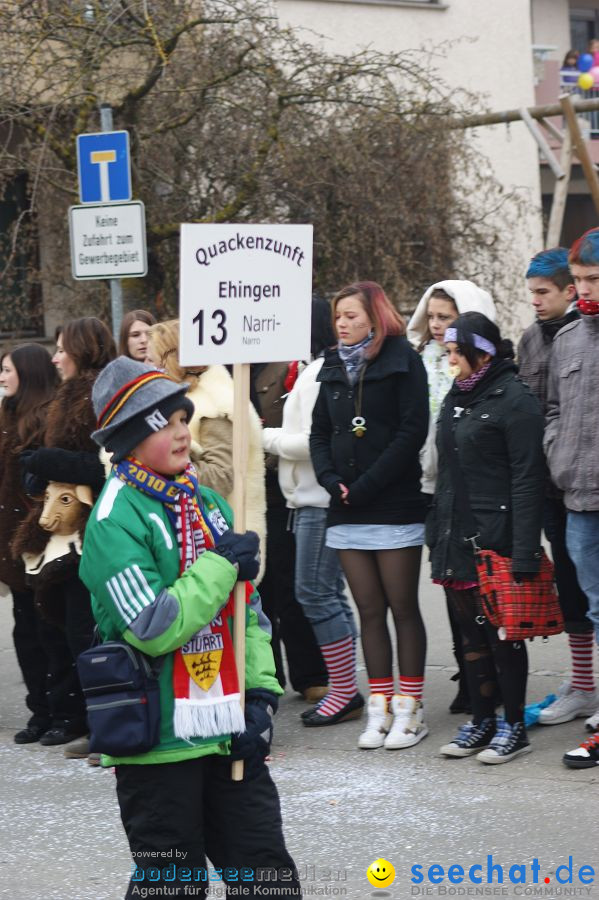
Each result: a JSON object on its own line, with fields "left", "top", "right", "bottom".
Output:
{"left": 444, "top": 327, "right": 496, "bottom": 357}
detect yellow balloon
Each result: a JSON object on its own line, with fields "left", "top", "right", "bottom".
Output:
{"left": 578, "top": 72, "right": 594, "bottom": 90}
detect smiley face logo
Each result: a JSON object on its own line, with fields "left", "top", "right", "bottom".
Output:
{"left": 366, "top": 858, "right": 396, "bottom": 888}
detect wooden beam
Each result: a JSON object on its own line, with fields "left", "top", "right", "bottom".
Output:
{"left": 448, "top": 95, "right": 599, "bottom": 130}
{"left": 538, "top": 117, "right": 564, "bottom": 144}
{"left": 560, "top": 93, "right": 599, "bottom": 216}
{"left": 546, "top": 126, "right": 573, "bottom": 248}
{"left": 519, "top": 107, "right": 565, "bottom": 179}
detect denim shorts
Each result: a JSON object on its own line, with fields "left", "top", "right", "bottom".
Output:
{"left": 326, "top": 523, "right": 425, "bottom": 550}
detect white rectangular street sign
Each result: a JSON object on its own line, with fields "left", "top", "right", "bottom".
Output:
{"left": 69, "top": 201, "right": 147, "bottom": 280}
{"left": 179, "top": 223, "right": 313, "bottom": 365}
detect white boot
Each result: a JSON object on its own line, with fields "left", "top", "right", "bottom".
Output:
{"left": 384, "top": 694, "right": 428, "bottom": 750}
{"left": 358, "top": 694, "right": 393, "bottom": 749}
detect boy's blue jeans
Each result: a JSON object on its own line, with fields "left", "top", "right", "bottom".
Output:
{"left": 293, "top": 506, "right": 357, "bottom": 647}
{"left": 566, "top": 510, "right": 599, "bottom": 643}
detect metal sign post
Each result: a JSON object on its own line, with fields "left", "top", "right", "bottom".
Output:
{"left": 100, "top": 104, "right": 124, "bottom": 340}
{"left": 72, "top": 107, "right": 144, "bottom": 339}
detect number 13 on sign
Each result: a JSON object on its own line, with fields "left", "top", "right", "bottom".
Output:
{"left": 192, "top": 309, "right": 228, "bottom": 346}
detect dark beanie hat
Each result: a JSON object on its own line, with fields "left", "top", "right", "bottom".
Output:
{"left": 91, "top": 357, "right": 194, "bottom": 462}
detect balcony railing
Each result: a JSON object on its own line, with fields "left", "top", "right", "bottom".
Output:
{"left": 560, "top": 77, "right": 599, "bottom": 138}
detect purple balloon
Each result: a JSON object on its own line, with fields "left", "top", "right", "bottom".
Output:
{"left": 578, "top": 53, "right": 594, "bottom": 72}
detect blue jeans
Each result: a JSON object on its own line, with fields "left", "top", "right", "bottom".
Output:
{"left": 566, "top": 511, "right": 599, "bottom": 642}
{"left": 293, "top": 506, "right": 358, "bottom": 646}
{"left": 544, "top": 499, "right": 590, "bottom": 633}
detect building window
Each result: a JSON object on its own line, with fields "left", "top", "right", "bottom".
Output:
{"left": 571, "top": 8, "right": 599, "bottom": 53}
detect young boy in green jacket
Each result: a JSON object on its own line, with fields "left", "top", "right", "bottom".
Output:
{"left": 80, "top": 356, "right": 300, "bottom": 899}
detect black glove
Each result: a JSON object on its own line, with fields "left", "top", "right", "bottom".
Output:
{"left": 20, "top": 448, "right": 105, "bottom": 492}
{"left": 19, "top": 449, "right": 38, "bottom": 472}
{"left": 19, "top": 451, "right": 47, "bottom": 496}
{"left": 230, "top": 689, "right": 278, "bottom": 765}
{"left": 214, "top": 529, "right": 260, "bottom": 581}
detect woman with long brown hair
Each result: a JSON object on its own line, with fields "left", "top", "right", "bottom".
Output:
{"left": 18, "top": 317, "right": 116, "bottom": 753}
{"left": 0, "top": 344, "right": 59, "bottom": 743}
{"left": 310, "top": 281, "right": 430, "bottom": 748}
{"left": 118, "top": 309, "right": 155, "bottom": 361}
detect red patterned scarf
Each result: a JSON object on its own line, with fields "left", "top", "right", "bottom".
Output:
{"left": 116, "top": 457, "right": 246, "bottom": 739}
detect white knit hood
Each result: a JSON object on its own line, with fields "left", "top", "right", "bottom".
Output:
{"left": 407, "top": 279, "right": 497, "bottom": 349}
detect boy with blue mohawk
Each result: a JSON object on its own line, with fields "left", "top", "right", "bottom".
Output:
{"left": 544, "top": 229, "right": 599, "bottom": 767}
{"left": 519, "top": 249, "right": 596, "bottom": 731}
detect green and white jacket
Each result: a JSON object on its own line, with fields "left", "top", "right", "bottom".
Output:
{"left": 79, "top": 476, "right": 281, "bottom": 766}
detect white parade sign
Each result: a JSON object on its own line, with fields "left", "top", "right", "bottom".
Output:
{"left": 69, "top": 201, "right": 148, "bottom": 280}
{"left": 179, "top": 223, "right": 313, "bottom": 365}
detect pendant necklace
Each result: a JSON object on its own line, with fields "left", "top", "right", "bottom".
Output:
{"left": 351, "top": 367, "right": 367, "bottom": 437}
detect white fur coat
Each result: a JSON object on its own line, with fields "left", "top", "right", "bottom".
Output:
{"left": 187, "top": 366, "right": 267, "bottom": 583}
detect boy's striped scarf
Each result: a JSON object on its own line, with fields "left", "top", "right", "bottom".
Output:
{"left": 115, "top": 457, "right": 245, "bottom": 740}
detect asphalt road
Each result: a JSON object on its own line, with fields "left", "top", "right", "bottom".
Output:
{"left": 0, "top": 573, "right": 597, "bottom": 900}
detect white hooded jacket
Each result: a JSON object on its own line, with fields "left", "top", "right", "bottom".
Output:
{"left": 262, "top": 358, "right": 331, "bottom": 510}
{"left": 407, "top": 280, "right": 496, "bottom": 494}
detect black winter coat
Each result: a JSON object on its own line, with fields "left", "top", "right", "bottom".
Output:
{"left": 426, "top": 359, "right": 545, "bottom": 581}
{"left": 310, "top": 335, "right": 429, "bottom": 526}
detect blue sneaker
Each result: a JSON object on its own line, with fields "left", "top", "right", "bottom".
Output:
{"left": 440, "top": 718, "right": 496, "bottom": 758}
{"left": 477, "top": 720, "right": 531, "bottom": 765}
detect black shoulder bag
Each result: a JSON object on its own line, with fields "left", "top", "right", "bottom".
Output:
{"left": 77, "top": 632, "right": 164, "bottom": 756}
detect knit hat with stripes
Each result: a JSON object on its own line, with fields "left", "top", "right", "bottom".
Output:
{"left": 91, "top": 356, "right": 194, "bottom": 462}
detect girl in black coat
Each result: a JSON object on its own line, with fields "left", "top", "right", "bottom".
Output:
{"left": 310, "top": 281, "right": 430, "bottom": 750}
{"left": 18, "top": 317, "right": 116, "bottom": 752}
{"left": 0, "top": 344, "right": 59, "bottom": 743}
{"left": 430, "top": 312, "right": 545, "bottom": 764}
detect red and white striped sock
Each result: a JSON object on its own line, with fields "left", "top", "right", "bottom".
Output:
{"left": 399, "top": 675, "right": 425, "bottom": 703}
{"left": 569, "top": 633, "right": 595, "bottom": 692}
{"left": 368, "top": 677, "right": 394, "bottom": 704}
{"left": 315, "top": 636, "right": 358, "bottom": 716}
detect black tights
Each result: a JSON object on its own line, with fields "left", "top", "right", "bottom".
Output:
{"left": 338, "top": 547, "right": 426, "bottom": 678}
{"left": 445, "top": 586, "right": 528, "bottom": 725}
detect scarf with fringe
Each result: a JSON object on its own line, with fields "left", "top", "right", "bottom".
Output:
{"left": 115, "top": 457, "right": 245, "bottom": 740}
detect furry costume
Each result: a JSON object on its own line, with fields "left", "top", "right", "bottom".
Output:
{"left": 12, "top": 373, "right": 101, "bottom": 588}
{"left": 187, "top": 365, "right": 266, "bottom": 583}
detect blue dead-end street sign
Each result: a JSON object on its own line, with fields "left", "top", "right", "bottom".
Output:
{"left": 77, "top": 131, "right": 131, "bottom": 203}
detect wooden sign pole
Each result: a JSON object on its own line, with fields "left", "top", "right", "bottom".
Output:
{"left": 231, "top": 362, "right": 250, "bottom": 782}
